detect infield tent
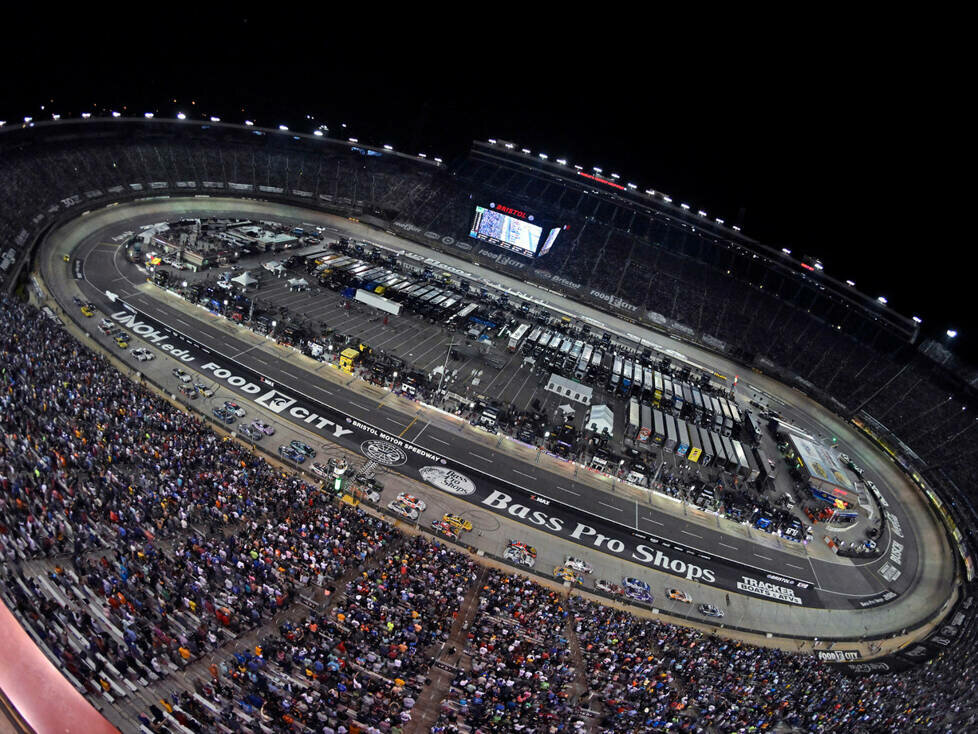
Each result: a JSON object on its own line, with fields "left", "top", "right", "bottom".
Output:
{"left": 231, "top": 272, "right": 259, "bottom": 289}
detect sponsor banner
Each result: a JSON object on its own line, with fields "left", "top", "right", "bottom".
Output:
{"left": 590, "top": 289, "right": 639, "bottom": 312}
{"left": 831, "top": 656, "right": 918, "bottom": 675}
{"left": 850, "top": 590, "right": 898, "bottom": 609}
{"left": 736, "top": 576, "right": 803, "bottom": 605}
{"left": 97, "top": 297, "right": 908, "bottom": 610}
{"left": 816, "top": 649, "right": 862, "bottom": 662}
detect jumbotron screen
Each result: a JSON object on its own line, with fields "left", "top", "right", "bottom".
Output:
{"left": 469, "top": 204, "right": 543, "bottom": 255}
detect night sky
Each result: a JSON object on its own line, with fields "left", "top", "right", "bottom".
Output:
{"left": 7, "top": 11, "right": 973, "bottom": 363}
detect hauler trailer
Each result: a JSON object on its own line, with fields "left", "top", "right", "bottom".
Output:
{"left": 690, "top": 387, "right": 705, "bottom": 422}
{"left": 753, "top": 445, "right": 775, "bottom": 482}
{"left": 727, "top": 398, "right": 742, "bottom": 425}
{"left": 671, "top": 381, "right": 685, "bottom": 412}
{"left": 526, "top": 326, "right": 543, "bottom": 349}
{"left": 676, "top": 419, "right": 690, "bottom": 458}
{"left": 743, "top": 411, "right": 761, "bottom": 445}
{"left": 575, "top": 344, "right": 593, "bottom": 380}
{"left": 643, "top": 367, "right": 655, "bottom": 401}
{"left": 720, "top": 435, "right": 738, "bottom": 472}
{"left": 620, "top": 360, "right": 634, "bottom": 394}
{"left": 653, "top": 371, "right": 664, "bottom": 405}
{"left": 697, "top": 426, "right": 714, "bottom": 466}
{"left": 611, "top": 356, "right": 624, "bottom": 388}
{"left": 568, "top": 340, "right": 583, "bottom": 368}
{"left": 710, "top": 431, "right": 729, "bottom": 470}
{"left": 638, "top": 403, "right": 653, "bottom": 443}
{"left": 730, "top": 439, "right": 751, "bottom": 479}
{"left": 662, "top": 377, "right": 673, "bottom": 408}
{"left": 735, "top": 440, "right": 759, "bottom": 482}
{"left": 710, "top": 396, "right": 724, "bottom": 432}
{"left": 447, "top": 302, "right": 477, "bottom": 326}
{"left": 508, "top": 323, "right": 530, "bottom": 352}
{"left": 653, "top": 408, "right": 666, "bottom": 445}
{"left": 681, "top": 383, "right": 694, "bottom": 419}
{"left": 626, "top": 398, "right": 641, "bottom": 440}
{"left": 664, "top": 413, "right": 678, "bottom": 453}
{"left": 590, "top": 349, "right": 604, "bottom": 381}
{"left": 687, "top": 423, "right": 703, "bottom": 463}
{"left": 632, "top": 362, "right": 644, "bottom": 393}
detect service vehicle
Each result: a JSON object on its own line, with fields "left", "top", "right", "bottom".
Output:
{"left": 622, "top": 577, "right": 653, "bottom": 603}
{"left": 396, "top": 493, "right": 426, "bottom": 512}
{"left": 667, "top": 588, "right": 693, "bottom": 603}
{"left": 172, "top": 368, "right": 192, "bottom": 384}
{"left": 442, "top": 513, "right": 472, "bottom": 532}
{"left": 388, "top": 499, "right": 420, "bottom": 521}
{"left": 289, "top": 440, "right": 316, "bottom": 457}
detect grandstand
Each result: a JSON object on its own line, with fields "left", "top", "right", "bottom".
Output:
{"left": 1, "top": 115, "right": 977, "bottom": 731}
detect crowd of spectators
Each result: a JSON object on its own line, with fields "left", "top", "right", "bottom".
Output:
{"left": 436, "top": 569, "right": 585, "bottom": 733}
{"left": 570, "top": 594, "right": 978, "bottom": 732}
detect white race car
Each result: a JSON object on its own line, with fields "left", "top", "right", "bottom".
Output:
{"left": 503, "top": 545, "right": 536, "bottom": 568}
{"left": 564, "top": 556, "right": 593, "bottom": 574}
{"left": 388, "top": 500, "right": 420, "bottom": 521}
{"left": 396, "top": 493, "right": 427, "bottom": 512}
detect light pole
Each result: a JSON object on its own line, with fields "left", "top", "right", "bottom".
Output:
{"left": 436, "top": 335, "right": 457, "bottom": 399}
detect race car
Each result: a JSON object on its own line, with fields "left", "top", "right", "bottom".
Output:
{"left": 396, "top": 493, "right": 426, "bottom": 512}
{"left": 311, "top": 462, "right": 332, "bottom": 479}
{"left": 503, "top": 545, "right": 536, "bottom": 568}
{"left": 431, "top": 520, "right": 460, "bottom": 540}
{"left": 563, "top": 556, "right": 593, "bottom": 575}
{"left": 667, "top": 588, "right": 693, "bottom": 604}
{"left": 194, "top": 383, "right": 214, "bottom": 397}
{"left": 839, "top": 453, "right": 851, "bottom": 466}
{"left": 289, "top": 440, "right": 316, "bottom": 457}
{"left": 697, "top": 603, "right": 725, "bottom": 618}
{"left": 172, "top": 368, "right": 192, "bottom": 384}
{"left": 595, "top": 579, "right": 625, "bottom": 596}
{"left": 237, "top": 424, "right": 264, "bottom": 441}
{"left": 388, "top": 499, "right": 420, "bottom": 521}
{"left": 622, "top": 577, "right": 653, "bottom": 603}
{"left": 223, "top": 401, "right": 247, "bottom": 418}
{"left": 507, "top": 540, "right": 537, "bottom": 558}
{"left": 179, "top": 385, "right": 197, "bottom": 399}
{"left": 278, "top": 444, "right": 305, "bottom": 463}
{"left": 130, "top": 347, "right": 154, "bottom": 361}
{"left": 98, "top": 319, "right": 114, "bottom": 333}
{"left": 250, "top": 420, "right": 275, "bottom": 435}
{"left": 212, "top": 406, "right": 236, "bottom": 423}
{"left": 442, "top": 513, "right": 472, "bottom": 532}
{"left": 553, "top": 565, "right": 584, "bottom": 585}
{"left": 80, "top": 304, "right": 95, "bottom": 317}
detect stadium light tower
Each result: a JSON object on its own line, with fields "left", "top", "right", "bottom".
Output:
{"left": 177, "top": 112, "right": 187, "bottom": 120}
{"left": 383, "top": 144, "right": 393, "bottom": 150}
{"left": 781, "top": 248, "right": 792, "bottom": 255}
{"left": 680, "top": 203, "right": 691, "bottom": 210}
{"left": 144, "top": 112, "right": 154, "bottom": 118}
{"left": 313, "top": 130, "right": 323, "bottom": 137}
{"left": 81, "top": 113, "right": 91, "bottom": 119}
{"left": 279, "top": 124, "right": 289, "bottom": 131}
{"left": 111, "top": 111, "right": 121, "bottom": 117}
{"left": 210, "top": 116, "right": 220, "bottom": 122}
{"left": 912, "top": 315, "right": 923, "bottom": 324}
{"left": 877, "top": 296, "right": 888, "bottom": 305}
{"left": 947, "top": 329, "right": 958, "bottom": 338}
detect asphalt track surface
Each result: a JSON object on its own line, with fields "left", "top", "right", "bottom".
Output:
{"left": 44, "top": 198, "right": 956, "bottom": 626}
